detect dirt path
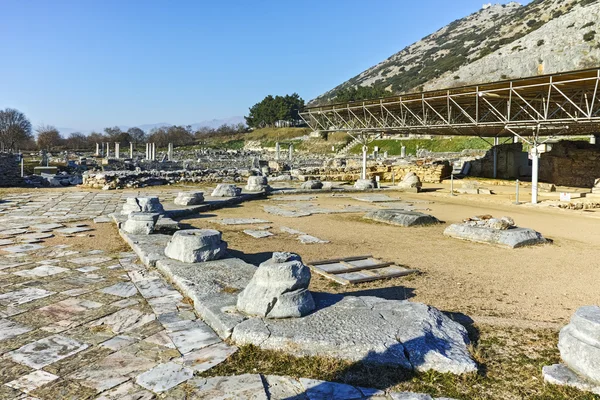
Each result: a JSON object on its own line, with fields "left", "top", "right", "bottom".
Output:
{"left": 184, "top": 189, "right": 600, "bottom": 326}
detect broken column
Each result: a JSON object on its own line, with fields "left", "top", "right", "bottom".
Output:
{"left": 164, "top": 229, "right": 227, "bottom": 263}
{"left": 122, "top": 212, "right": 160, "bottom": 235}
{"left": 543, "top": 306, "right": 600, "bottom": 394}
{"left": 129, "top": 142, "right": 134, "bottom": 158}
{"left": 354, "top": 178, "right": 375, "bottom": 190}
{"left": 397, "top": 172, "right": 422, "bottom": 192}
{"left": 168, "top": 143, "right": 173, "bottom": 161}
{"left": 115, "top": 142, "right": 120, "bottom": 159}
{"left": 245, "top": 175, "right": 270, "bottom": 192}
{"left": 174, "top": 191, "right": 204, "bottom": 206}
{"left": 237, "top": 252, "right": 315, "bottom": 318}
{"left": 211, "top": 183, "right": 241, "bottom": 197}
{"left": 95, "top": 143, "right": 99, "bottom": 156}
{"left": 121, "top": 196, "right": 165, "bottom": 215}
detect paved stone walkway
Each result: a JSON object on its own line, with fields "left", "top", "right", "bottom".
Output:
{"left": 0, "top": 210, "right": 238, "bottom": 399}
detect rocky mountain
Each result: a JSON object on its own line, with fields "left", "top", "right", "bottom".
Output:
{"left": 310, "top": 0, "right": 600, "bottom": 105}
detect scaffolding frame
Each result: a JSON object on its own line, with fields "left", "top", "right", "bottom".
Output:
{"left": 299, "top": 68, "right": 600, "bottom": 204}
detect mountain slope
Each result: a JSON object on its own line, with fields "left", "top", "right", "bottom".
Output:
{"left": 310, "top": 0, "right": 600, "bottom": 105}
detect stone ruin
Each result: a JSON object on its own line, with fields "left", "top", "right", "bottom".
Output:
{"left": 122, "top": 212, "right": 160, "bottom": 235}
{"left": 237, "top": 252, "right": 315, "bottom": 319}
{"left": 354, "top": 178, "right": 375, "bottom": 190}
{"left": 300, "top": 180, "right": 323, "bottom": 190}
{"left": 364, "top": 209, "right": 441, "bottom": 227}
{"left": 444, "top": 215, "right": 547, "bottom": 248}
{"left": 397, "top": 171, "right": 422, "bottom": 192}
{"left": 174, "top": 191, "right": 204, "bottom": 206}
{"left": 211, "top": 183, "right": 241, "bottom": 197}
{"left": 164, "top": 229, "right": 227, "bottom": 263}
{"left": 592, "top": 178, "right": 600, "bottom": 194}
{"left": 121, "top": 196, "right": 165, "bottom": 215}
{"left": 543, "top": 306, "right": 600, "bottom": 394}
{"left": 245, "top": 175, "right": 270, "bottom": 192}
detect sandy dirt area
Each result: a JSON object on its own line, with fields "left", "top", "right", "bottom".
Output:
{"left": 182, "top": 185, "right": 600, "bottom": 327}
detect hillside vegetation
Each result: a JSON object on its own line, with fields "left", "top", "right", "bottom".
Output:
{"left": 311, "top": 0, "right": 600, "bottom": 105}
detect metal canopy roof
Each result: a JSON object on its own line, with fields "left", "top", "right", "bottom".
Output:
{"left": 300, "top": 68, "right": 600, "bottom": 137}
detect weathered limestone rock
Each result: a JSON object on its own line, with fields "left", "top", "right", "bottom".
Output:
{"left": 232, "top": 295, "right": 477, "bottom": 374}
{"left": 444, "top": 219, "right": 546, "bottom": 248}
{"left": 174, "top": 191, "right": 204, "bottom": 206}
{"left": 211, "top": 184, "right": 241, "bottom": 197}
{"left": 245, "top": 176, "right": 270, "bottom": 192}
{"left": 398, "top": 172, "right": 422, "bottom": 192}
{"left": 543, "top": 306, "right": 600, "bottom": 394}
{"left": 122, "top": 213, "right": 160, "bottom": 235}
{"left": 300, "top": 180, "right": 323, "bottom": 190}
{"left": 236, "top": 252, "right": 315, "bottom": 319}
{"left": 164, "top": 229, "right": 227, "bottom": 263}
{"left": 463, "top": 215, "right": 514, "bottom": 230}
{"left": 365, "top": 210, "right": 441, "bottom": 227}
{"left": 354, "top": 178, "right": 375, "bottom": 190}
{"left": 121, "top": 197, "right": 164, "bottom": 215}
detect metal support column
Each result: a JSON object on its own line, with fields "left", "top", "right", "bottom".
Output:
{"left": 531, "top": 144, "right": 539, "bottom": 204}
{"left": 361, "top": 145, "right": 367, "bottom": 180}
{"left": 493, "top": 137, "right": 499, "bottom": 179}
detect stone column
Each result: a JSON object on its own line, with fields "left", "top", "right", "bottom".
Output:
{"left": 115, "top": 143, "right": 120, "bottom": 159}
{"left": 130, "top": 142, "right": 133, "bottom": 158}
{"left": 275, "top": 142, "right": 280, "bottom": 160}
{"left": 152, "top": 143, "right": 156, "bottom": 161}
{"left": 145, "top": 143, "right": 149, "bottom": 160}
{"left": 105, "top": 143, "right": 110, "bottom": 159}
{"left": 95, "top": 143, "right": 99, "bottom": 156}
{"left": 168, "top": 143, "right": 173, "bottom": 161}
{"left": 288, "top": 144, "right": 293, "bottom": 161}
{"left": 590, "top": 135, "right": 597, "bottom": 145}
{"left": 401, "top": 145, "right": 406, "bottom": 158}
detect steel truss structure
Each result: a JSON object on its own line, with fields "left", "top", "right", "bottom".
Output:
{"left": 300, "top": 68, "right": 600, "bottom": 138}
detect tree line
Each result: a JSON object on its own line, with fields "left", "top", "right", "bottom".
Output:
{"left": 0, "top": 108, "right": 248, "bottom": 151}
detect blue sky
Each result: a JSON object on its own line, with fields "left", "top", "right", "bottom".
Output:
{"left": 1, "top": 1, "right": 520, "bottom": 132}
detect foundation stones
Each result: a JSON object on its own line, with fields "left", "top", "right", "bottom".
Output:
{"left": 543, "top": 306, "right": 600, "bottom": 394}
{"left": 211, "top": 184, "right": 241, "bottom": 197}
{"left": 398, "top": 172, "right": 422, "bottom": 192}
{"left": 245, "top": 176, "right": 270, "bottom": 192}
{"left": 364, "top": 210, "right": 441, "bottom": 227}
{"left": 121, "top": 197, "right": 164, "bottom": 215}
{"left": 444, "top": 216, "right": 546, "bottom": 248}
{"left": 300, "top": 180, "right": 323, "bottom": 190}
{"left": 236, "top": 252, "right": 315, "bottom": 319}
{"left": 354, "top": 178, "right": 375, "bottom": 190}
{"left": 174, "top": 191, "right": 204, "bottom": 206}
{"left": 164, "top": 229, "right": 227, "bottom": 263}
{"left": 122, "top": 212, "right": 160, "bottom": 235}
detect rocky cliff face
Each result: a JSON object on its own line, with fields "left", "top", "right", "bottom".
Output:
{"left": 311, "top": 0, "right": 600, "bottom": 105}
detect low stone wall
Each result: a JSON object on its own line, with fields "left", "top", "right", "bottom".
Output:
{"left": 295, "top": 161, "right": 450, "bottom": 183}
{"left": 0, "top": 153, "right": 23, "bottom": 187}
{"left": 82, "top": 168, "right": 252, "bottom": 189}
{"left": 539, "top": 141, "right": 600, "bottom": 188}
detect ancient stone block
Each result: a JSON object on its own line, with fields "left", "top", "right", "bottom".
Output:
{"left": 122, "top": 213, "right": 160, "bottom": 235}
{"left": 164, "top": 229, "right": 227, "bottom": 263}
{"left": 211, "top": 184, "right": 241, "bottom": 197}
{"left": 364, "top": 210, "right": 441, "bottom": 227}
{"left": 174, "top": 191, "right": 204, "bottom": 206}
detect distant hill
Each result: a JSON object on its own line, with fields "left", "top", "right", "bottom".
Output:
{"left": 310, "top": 0, "right": 600, "bottom": 105}
{"left": 57, "top": 116, "right": 246, "bottom": 135}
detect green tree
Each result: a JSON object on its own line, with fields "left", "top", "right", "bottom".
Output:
{"left": 332, "top": 86, "right": 391, "bottom": 104}
{"left": 245, "top": 93, "right": 305, "bottom": 128}
{"left": 104, "top": 126, "right": 131, "bottom": 145}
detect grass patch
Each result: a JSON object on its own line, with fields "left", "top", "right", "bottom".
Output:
{"left": 348, "top": 137, "right": 512, "bottom": 156}
{"left": 201, "top": 326, "right": 598, "bottom": 399}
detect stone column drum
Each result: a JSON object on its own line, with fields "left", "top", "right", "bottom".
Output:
{"left": 164, "top": 229, "right": 227, "bottom": 263}
{"left": 174, "top": 191, "right": 204, "bottom": 206}
{"left": 245, "top": 176, "right": 269, "bottom": 192}
{"left": 121, "top": 196, "right": 165, "bottom": 215}
{"left": 122, "top": 212, "right": 160, "bottom": 235}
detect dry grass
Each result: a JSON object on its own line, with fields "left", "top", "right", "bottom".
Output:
{"left": 202, "top": 326, "right": 598, "bottom": 399}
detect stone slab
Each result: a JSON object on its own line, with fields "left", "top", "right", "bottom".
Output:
{"left": 443, "top": 224, "right": 547, "bottom": 248}
{"left": 364, "top": 210, "right": 441, "bottom": 227}
{"left": 136, "top": 361, "right": 193, "bottom": 392}
{"left": 232, "top": 296, "right": 476, "bottom": 374}
{"left": 243, "top": 229, "right": 274, "bottom": 238}
{"left": 6, "top": 370, "right": 59, "bottom": 393}
{"left": 166, "top": 320, "right": 221, "bottom": 354}
{"left": 8, "top": 335, "right": 89, "bottom": 369}
{"left": 190, "top": 374, "right": 268, "bottom": 399}
{"left": 176, "top": 342, "right": 238, "bottom": 372}
{"left": 213, "top": 218, "right": 270, "bottom": 225}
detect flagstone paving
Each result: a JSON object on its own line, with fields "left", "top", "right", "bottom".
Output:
{"left": 0, "top": 191, "right": 240, "bottom": 399}
{"left": 0, "top": 188, "right": 456, "bottom": 399}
